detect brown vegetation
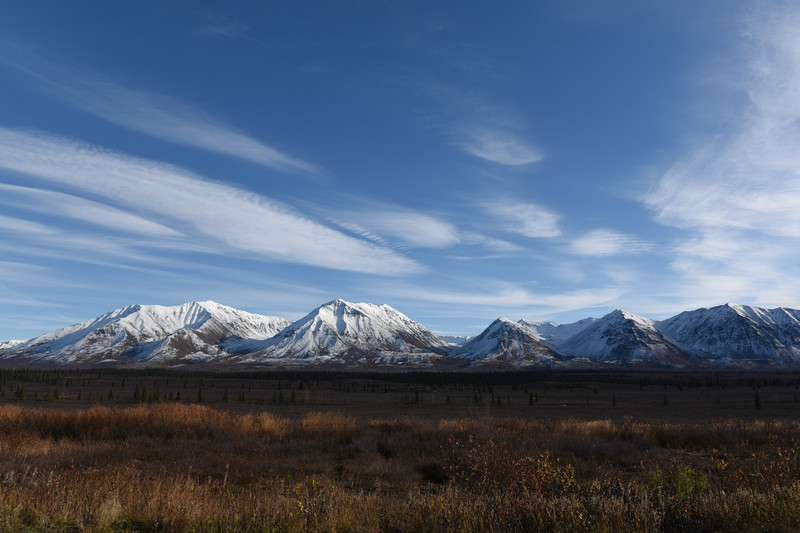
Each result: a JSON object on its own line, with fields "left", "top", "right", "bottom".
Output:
{"left": 0, "top": 400, "right": 798, "bottom": 531}
{"left": 0, "top": 369, "right": 799, "bottom": 531}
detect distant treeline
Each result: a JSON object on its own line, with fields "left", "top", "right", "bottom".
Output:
{"left": 1, "top": 367, "right": 799, "bottom": 389}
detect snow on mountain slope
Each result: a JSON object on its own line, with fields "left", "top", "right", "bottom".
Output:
{"left": 556, "top": 310, "right": 688, "bottom": 365}
{"left": 5, "top": 301, "right": 289, "bottom": 364}
{"left": 5, "top": 299, "right": 800, "bottom": 369}
{"left": 450, "top": 318, "right": 562, "bottom": 366}
{"left": 439, "top": 335, "right": 471, "bottom": 347}
{"left": 518, "top": 317, "right": 598, "bottom": 347}
{"left": 0, "top": 340, "right": 25, "bottom": 350}
{"left": 246, "top": 299, "right": 449, "bottom": 363}
{"left": 657, "top": 303, "right": 800, "bottom": 363}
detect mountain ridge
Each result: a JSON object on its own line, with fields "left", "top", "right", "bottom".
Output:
{"left": 4, "top": 300, "right": 800, "bottom": 369}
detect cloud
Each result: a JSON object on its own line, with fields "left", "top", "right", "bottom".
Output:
{"left": 459, "top": 233, "right": 524, "bottom": 252}
{"left": 196, "top": 12, "right": 250, "bottom": 39}
{"left": 377, "top": 280, "right": 622, "bottom": 319}
{"left": 0, "top": 226, "right": 178, "bottom": 268}
{"left": 3, "top": 58, "right": 320, "bottom": 174}
{"left": 328, "top": 203, "right": 529, "bottom": 253}
{"left": 667, "top": 230, "right": 799, "bottom": 306}
{"left": 0, "top": 215, "right": 57, "bottom": 236}
{"left": 0, "top": 127, "right": 420, "bottom": 275}
{"left": 0, "top": 260, "right": 52, "bottom": 284}
{"left": 425, "top": 85, "right": 543, "bottom": 166}
{"left": 643, "top": 1, "right": 800, "bottom": 308}
{"left": 454, "top": 125, "right": 543, "bottom": 166}
{"left": 567, "top": 229, "right": 653, "bottom": 256}
{"left": 0, "top": 183, "right": 181, "bottom": 237}
{"left": 331, "top": 208, "right": 461, "bottom": 248}
{"left": 480, "top": 200, "right": 561, "bottom": 238}
{"left": 644, "top": 4, "right": 800, "bottom": 236}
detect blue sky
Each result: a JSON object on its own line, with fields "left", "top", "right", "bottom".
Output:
{"left": 2, "top": 1, "right": 800, "bottom": 340}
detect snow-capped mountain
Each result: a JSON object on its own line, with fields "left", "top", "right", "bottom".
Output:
{"left": 4, "top": 300, "right": 800, "bottom": 369}
{"left": 450, "top": 318, "right": 562, "bottom": 366}
{"left": 2, "top": 301, "right": 289, "bottom": 364}
{"left": 244, "top": 299, "right": 450, "bottom": 364}
{"left": 554, "top": 309, "right": 689, "bottom": 365}
{"left": 439, "top": 335, "right": 471, "bottom": 346}
{"left": 0, "top": 340, "right": 24, "bottom": 350}
{"left": 518, "top": 317, "right": 598, "bottom": 346}
{"left": 657, "top": 303, "right": 800, "bottom": 364}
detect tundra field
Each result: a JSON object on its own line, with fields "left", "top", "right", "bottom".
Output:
{"left": 0, "top": 369, "right": 799, "bottom": 532}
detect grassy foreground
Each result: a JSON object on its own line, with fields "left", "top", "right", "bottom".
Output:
{"left": 0, "top": 403, "right": 798, "bottom": 532}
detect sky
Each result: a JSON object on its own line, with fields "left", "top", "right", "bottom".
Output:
{"left": 1, "top": 1, "right": 800, "bottom": 340}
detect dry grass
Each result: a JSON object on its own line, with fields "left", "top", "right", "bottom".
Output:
{"left": 0, "top": 403, "right": 799, "bottom": 531}
{"left": 299, "top": 411, "right": 356, "bottom": 437}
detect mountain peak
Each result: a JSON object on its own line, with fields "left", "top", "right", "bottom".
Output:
{"left": 4, "top": 300, "right": 800, "bottom": 368}
{"left": 714, "top": 302, "right": 750, "bottom": 315}
{"left": 451, "top": 316, "right": 561, "bottom": 365}
{"left": 250, "top": 298, "right": 448, "bottom": 362}
{"left": 608, "top": 308, "right": 632, "bottom": 318}
{"left": 3, "top": 301, "right": 290, "bottom": 364}
{"left": 194, "top": 300, "right": 224, "bottom": 308}
{"left": 603, "top": 309, "right": 653, "bottom": 326}
{"left": 556, "top": 308, "right": 684, "bottom": 364}
{"left": 323, "top": 298, "right": 355, "bottom": 308}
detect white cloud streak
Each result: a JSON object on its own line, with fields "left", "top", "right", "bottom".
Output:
{"left": 481, "top": 200, "right": 561, "bottom": 238}
{"left": 328, "top": 203, "right": 527, "bottom": 253}
{"left": 0, "top": 127, "right": 419, "bottom": 275}
{"left": 568, "top": 229, "right": 653, "bottom": 256}
{"left": 379, "top": 281, "right": 622, "bottom": 319}
{"left": 429, "top": 86, "right": 543, "bottom": 167}
{"left": 459, "top": 233, "right": 523, "bottom": 252}
{"left": 645, "top": 5, "right": 800, "bottom": 234}
{"left": 643, "top": 2, "right": 800, "bottom": 307}
{"left": 0, "top": 183, "right": 181, "bottom": 237}
{"left": 196, "top": 12, "right": 250, "bottom": 39}
{"left": 5, "top": 59, "right": 320, "bottom": 174}
{"left": 0, "top": 215, "right": 57, "bottom": 236}
{"left": 454, "top": 125, "right": 543, "bottom": 166}
{"left": 331, "top": 209, "right": 461, "bottom": 249}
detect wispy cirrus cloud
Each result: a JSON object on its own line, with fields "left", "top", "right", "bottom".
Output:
{"left": 480, "top": 199, "right": 561, "bottom": 238}
{"left": 423, "top": 83, "right": 543, "bottom": 167}
{"left": 643, "top": 2, "right": 800, "bottom": 307}
{"left": 374, "top": 279, "right": 622, "bottom": 325}
{"left": 459, "top": 233, "right": 523, "bottom": 252}
{"left": 3, "top": 57, "right": 320, "bottom": 174}
{"left": 196, "top": 11, "right": 250, "bottom": 39}
{"left": 0, "top": 215, "right": 56, "bottom": 236}
{"left": 454, "top": 124, "right": 542, "bottom": 166}
{"left": 329, "top": 207, "right": 461, "bottom": 249}
{"left": 567, "top": 229, "right": 653, "bottom": 256}
{"left": 666, "top": 230, "right": 800, "bottom": 309}
{"left": 326, "top": 203, "right": 529, "bottom": 255}
{"left": 644, "top": 2, "right": 800, "bottom": 233}
{"left": 0, "top": 127, "right": 419, "bottom": 275}
{"left": 0, "top": 183, "right": 181, "bottom": 237}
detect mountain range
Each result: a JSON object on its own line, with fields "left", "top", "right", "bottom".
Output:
{"left": 2, "top": 300, "right": 800, "bottom": 369}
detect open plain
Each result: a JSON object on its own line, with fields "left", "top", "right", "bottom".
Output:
{"left": 0, "top": 370, "right": 799, "bottom": 531}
